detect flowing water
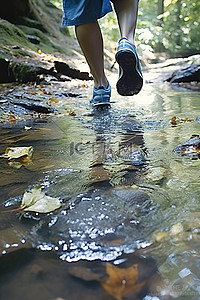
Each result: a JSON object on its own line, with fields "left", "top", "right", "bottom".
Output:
{"left": 0, "top": 77, "right": 200, "bottom": 300}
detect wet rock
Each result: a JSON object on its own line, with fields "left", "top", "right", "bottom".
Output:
{"left": 173, "top": 135, "right": 200, "bottom": 158}
{"left": 127, "top": 150, "right": 146, "bottom": 166}
{"left": 0, "top": 249, "right": 35, "bottom": 279}
{"left": 166, "top": 64, "right": 200, "bottom": 83}
{"left": 0, "top": 58, "right": 58, "bottom": 84}
{"left": 111, "top": 188, "right": 152, "bottom": 210}
{"left": 54, "top": 61, "right": 92, "bottom": 81}
{"left": 10, "top": 61, "right": 53, "bottom": 83}
{"left": 144, "top": 166, "right": 167, "bottom": 185}
{"left": 11, "top": 100, "right": 53, "bottom": 114}
{"left": 25, "top": 34, "right": 40, "bottom": 44}
{"left": 196, "top": 116, "right": 200, "bottom": 123}
{"left": 55, "top": 91, "right": 81, "bottom": 98}
{"left": 69, "top": 251, "right": 158, "bottom": 284}
{"left": 26, "top": 186, "right": 158, "bottom": 262}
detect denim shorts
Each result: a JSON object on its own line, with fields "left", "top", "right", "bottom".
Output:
{"left": 62, "top": 0, "right": 113, "bottom": 26}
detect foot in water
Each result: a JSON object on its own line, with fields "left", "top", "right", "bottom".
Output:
{"left": 90, "top": 82, "right": 111, "bottom": 107}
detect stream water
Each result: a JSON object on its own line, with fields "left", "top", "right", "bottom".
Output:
{"left": 0, "top": 77, "right": 200, "bottom": 300}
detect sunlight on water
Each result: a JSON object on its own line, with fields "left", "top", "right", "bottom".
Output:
{"left": 0, "top": 80, "right": 200, "bottom": 299}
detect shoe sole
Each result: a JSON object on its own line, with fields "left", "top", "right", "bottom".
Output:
{"left": 91, "top": 101, "right": 111, "bottom": 107}
{"left": 116, "top": 50, "right": 143, "bottom": 96}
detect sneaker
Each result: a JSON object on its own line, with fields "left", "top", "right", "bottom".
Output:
{"left": 90, "top": 82, "right": 111, "bottom": 106}
{"left": 115, "top": 38, "right": 143, "bottom": 96}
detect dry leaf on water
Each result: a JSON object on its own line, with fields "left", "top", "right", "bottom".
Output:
{"left": 20, "top": 185, "right": 61, "bottom": 213}
{"left": 170, "top": 116, "right": 194, "bottom": 126}
{"left": 0, "top": 146, "right": 33, "bottom": 160}
{"left": 101, "top": 262, "right": 146, "bottom": 300}
{"left": 49, "top": 97, "right": 59, "bottom": 103}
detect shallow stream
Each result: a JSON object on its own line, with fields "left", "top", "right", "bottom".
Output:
{"left": 0, "top": 77, "right": 200, "bottom": 300}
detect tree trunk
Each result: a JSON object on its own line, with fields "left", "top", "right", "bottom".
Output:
{"left": 158, "top": 0, "right": 164, "bottom": 24}
{"left": 155, "top": 0, "right": 165, "bottom": 52}
{"left": 175, "top": 0, "right": 182, "bottom": 46}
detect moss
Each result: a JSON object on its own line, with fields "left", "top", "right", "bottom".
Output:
{"left": 0, "top": 0, "right": 79, "bottom": 65}
{"left": 10, "top": 61, "right": 46, "bottom": 83}
{"left": 0, "top": 19, "right": 31, "bottom": 48}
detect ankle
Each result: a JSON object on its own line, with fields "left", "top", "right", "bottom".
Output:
{"left": 94, "top": 78, "right": 108, "bottom": 89}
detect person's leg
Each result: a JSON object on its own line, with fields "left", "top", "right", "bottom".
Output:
{"left": 113, "top": 0, "right": 143, "bottom": 96}
{"left": 112, "top": 0, "right": 139, "bottom": 43}
{"left": 75, "top": 21, "right": 108, "bottom": 89}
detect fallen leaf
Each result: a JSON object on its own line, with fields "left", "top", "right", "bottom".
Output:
{"left": 170, "top": 116, "right": 194, "bottom": 127}
{"left": 66, "top": 109, "right": 76, "bottom": 116}
{"left": 154, "top": 231, "right": 169, "bottom": 242}
{"left": 0, "top": 146, "right": 33, "bottom": 160}
{"left": 171, "top": 116, "right": 176, "bottom": 122}
{"left": 9, "top": 114, "right": 16, "bottom": 124}
{"left": 49, "top": 97, "right": 59, "bottom": 103}
{"left": 24, "top": 126, "right": 32, "bottom": 131}
{"left": 69, "top": 111, "right": 76, "bottom": 116}
{"left": 2, "top": 45, "right": 10, "bottom": 50}
{"left": 20, "top": 185, "right": 61, "bottom": 213}
{"left": 131, "top": 184, "right": 138, "bottom": 189}
{"left": 81, "top": 138, "right": 90, "bottom": 145}
{"left": 101, "top": 262, "right": 146, "bottom": 300}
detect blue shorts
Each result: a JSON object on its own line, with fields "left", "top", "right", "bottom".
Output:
{"left": 62, "top": 0, "right": 113, "bottom": 26}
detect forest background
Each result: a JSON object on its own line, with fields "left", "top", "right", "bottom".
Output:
{"left": 52, "top": 0, "right": 200, "bottom": 57}
{"left": 0, "top": 0, "right": 199, "bottom": 62}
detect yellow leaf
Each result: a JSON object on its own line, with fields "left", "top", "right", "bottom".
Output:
{"left": 21, "top": 185, "right": 61, "bottom": 213}
{"left": 131, "top": 184, "right": 138, "bottom": 189}
{"left": 0, "top": 146, "right": 33, "bottom": 160}
{"left": 49, "top": 97, "right": 59, "bottom": 103}
{"left": 24, "top": 126, "right": 32, "bottom": 131}
{"left": 101, "top": 262, "right": 146, "bottom": 300}
{"left": 170, "top": 223, "right": 184, "bottom": 236}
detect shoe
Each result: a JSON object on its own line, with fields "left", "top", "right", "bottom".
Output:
{"left": 115, "top": 37, "right": 143, "bottom": 96}
{"left": 90, "top": 82, "right": 111, "bottom": 106}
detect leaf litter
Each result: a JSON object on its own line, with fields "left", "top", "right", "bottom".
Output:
{"left": 5, "top": 185, "right": 62, "bottom": 214}
{"left": 20, "top": 185, "right": 61, "bottom": 213}
{"left": 0, "top": 146, "right": 33, "bottom": 160}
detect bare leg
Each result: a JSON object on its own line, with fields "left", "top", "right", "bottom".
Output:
{"left": 75, "top": 22, "right": 108, "bottom": 88}
{"left": 113, "top": 0, "right": 139, "bottom": 43}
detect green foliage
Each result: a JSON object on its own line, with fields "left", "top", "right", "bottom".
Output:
{"left": 100, "top": 0, "right": 200, "bottom": 56}
{"left": 162, "top": 0, "right": 200, "bottom": 55}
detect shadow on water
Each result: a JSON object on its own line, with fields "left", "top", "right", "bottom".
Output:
{"left": 0, "top": 81, "right": 200, "bottom": 299}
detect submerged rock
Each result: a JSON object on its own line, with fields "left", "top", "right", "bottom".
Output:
{"left": 0, "top": 58, "right": 14, "bottom": 83}
{"left": 26, "top": 187, "right": 158, "bottom": 262}
{"left": 196, "top": 116, "right": 200, "bottom": 123}
{"left": 173, "top": 135, "right": 200, "bottom": 158}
